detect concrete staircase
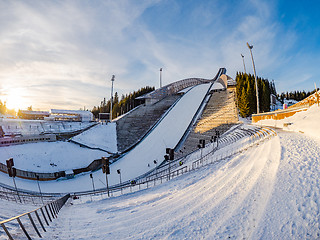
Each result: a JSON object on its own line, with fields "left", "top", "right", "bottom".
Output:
{"left": 116, "top": 95, "right": 181, "bottom": 152}
{"left": 176, "top": 87, "right": 238, "bottom": 158}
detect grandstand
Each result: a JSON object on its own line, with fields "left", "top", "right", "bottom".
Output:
{"left": 50, "top": 109, "right": 93, "bottom": 122}
{"left": 175, "top": 74, "right": 238, "bottom": 158}
{"left": 18, "top": 110, "right": 50, "bottom": 120}
{"left": 116, "top": 95, "right": 181, "bottom": 152}
{"left": 17, "top": 109, "right": 93, "bottom": 122}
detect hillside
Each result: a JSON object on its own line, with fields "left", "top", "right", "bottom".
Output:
{"left": 37, "top": 104, "right": 320, "bottom": 239}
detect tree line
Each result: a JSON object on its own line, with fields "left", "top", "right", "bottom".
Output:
{"left": 235, "top": 72, "right": 277, "bottom": 118}
{"left": 0, "top": 100, "right": 16, "bottom": 116}
{"left": 277, "top": 90, "right": 317, "bottom": 103}
{"left": 92, "top": 86, "right": 155, "bottom": 119}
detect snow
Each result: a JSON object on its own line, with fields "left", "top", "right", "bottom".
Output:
{"left": 107, "top": 83, "right": 211, "bottom": 185}
{"left": 38, "top": 131, "right": 320, "bottom": 239}
{"left": 0, "top": 199, "right": 35, "bottom": 240}
{"left": 211, "top": 81, "right": 224, "bottom": 90}
{"left": 0, "top": 141, "right": 107, "bottom": 172}
{"left": 71, "top": 122, "right": 117, "bottom": 153}
{"left": 254, "top": 104, "right": 320, "bottom": 142}
{"left": 0, "top": 83, "right": 211, "bottom": 193}
{"left": 1, "top": 86, "right": 320, "bottom": 239}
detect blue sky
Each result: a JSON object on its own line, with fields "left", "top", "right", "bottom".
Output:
{"left": 0, "top": 0, "right": 319, "bottom": 111}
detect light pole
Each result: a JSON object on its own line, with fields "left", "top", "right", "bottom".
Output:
{"left": 247, "top": 42, "right": 260, "bottom": 114}
{"left": 117, "top": 169, "right": 122, "bottom": 194}
{"left": 110, "top": 75, "right": 115, "bottom": 122}
{"left": 90, "top": 173, "right": 95, "bottom": 193}
{"left": 241, "top": 54, "right": 246, "bottom": 74}
{"left": 159, "top": 68, "right": 162, "bottom": 88}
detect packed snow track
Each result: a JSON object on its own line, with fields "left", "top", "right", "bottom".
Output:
{"left": 40, "top": 131, "right": 320, "bottom": 239}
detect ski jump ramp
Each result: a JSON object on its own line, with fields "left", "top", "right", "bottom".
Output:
{"left": 0, "top": 72, "right": 224, "bottom": 193}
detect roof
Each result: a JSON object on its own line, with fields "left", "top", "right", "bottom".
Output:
{"left": 20, "top": 110, "right": 50, "bottom": 115}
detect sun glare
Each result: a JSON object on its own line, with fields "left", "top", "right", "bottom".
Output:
{"left": 2, "top": 88, "right": 26, "bottom": 112}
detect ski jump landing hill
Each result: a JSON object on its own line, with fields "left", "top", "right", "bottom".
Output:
{"left": 0, "top": 68, "right": 240, "bottom": 194}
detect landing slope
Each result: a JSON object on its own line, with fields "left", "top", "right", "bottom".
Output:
{"left": 43, "top": 131, "right": 320, "bottom": 239}
{"left": 0, "top": 83, "right": 211, "bottom": 192}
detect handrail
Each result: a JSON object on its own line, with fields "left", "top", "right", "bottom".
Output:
{"left": 0, "top": 194, "right": 70, "bottom": 239}
{"left": 71, "top": 126, "right": 276, "bottom": 199}
{"left": 0, "top": 125, "right": 274, "bottom": 201}
{"left": 116, "top": 95, "right": 183, "bottom": 158}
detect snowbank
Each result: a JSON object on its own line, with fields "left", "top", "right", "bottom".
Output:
{"left": 72, "top": 122, "right": 117, "bottom": 153}
{"left": 0, "top": 142, "right": 107, "bottom": 172}
{"left": 254, "top": 104, "right": 320, "bottom": 141}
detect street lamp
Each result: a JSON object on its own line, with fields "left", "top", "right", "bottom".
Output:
{"left": 241, "top": 54, "right": 246, "bottom": 74}
{"left": 159, "top": 68, "right": 162, "bottom": 88}
{"left": 247, "top": 42, "right": 260, "bottom": 114}
{"left": 110, "top": 75, "right": 115, "bottom": 122}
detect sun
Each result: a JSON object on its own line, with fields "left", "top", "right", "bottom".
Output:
{"left": 2, "top": 88, "right": 27, "bottom": 112}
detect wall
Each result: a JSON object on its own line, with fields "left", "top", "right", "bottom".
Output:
{"left": 252, "top": 107, "right": 308, "bottom": 123}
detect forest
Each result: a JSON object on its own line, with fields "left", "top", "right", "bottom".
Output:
{"left": 91, "top": 86, "right": 155, "bottom": 119}
{"left": 235, "top": 72, "right": 277, "bottom": 118}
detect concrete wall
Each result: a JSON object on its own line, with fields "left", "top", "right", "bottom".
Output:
{"left": 252, "top": 107, "right": 308, "bottom": 123}
{"left": 0, "top": 158, "right": 102, "bottom": 181}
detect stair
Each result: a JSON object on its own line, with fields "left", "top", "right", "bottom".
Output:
{"left": 175, "top": 87, "right": 238, "bottom": 158}
{"left": 116, "top": 95, "right": 181, "bottom": 152}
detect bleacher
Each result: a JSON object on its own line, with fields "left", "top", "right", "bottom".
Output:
{"left": 0, "top": 120, "right": 94, "bottom": 137}
{"left": 116, "top": 95, "right": 181, "bottom": 152}
{"left": 175, "top": 86, "right": 238, "bottom": 158}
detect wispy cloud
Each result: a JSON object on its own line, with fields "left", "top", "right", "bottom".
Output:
{"left": 0, "top": 0, "right": 319, "bottom": 110}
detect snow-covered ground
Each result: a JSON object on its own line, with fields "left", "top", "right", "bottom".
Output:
{"left": 38, "top": 131, "right": 320, "bottom": 239}
{"left": 38, "top": 101, "right": 320, "bottom": 239}
{"left": 0, "top": 83, "right": 212, "bottom": 193}
{"left": 2, "top": 89, "right": 320, "bottom": 239}
{"left": 71, "top": 122, "right": 117, "bottom": 153}
{"left": 0, "top": 141, "right": 107, "bottom": 172}
{"left": 254, "top": 104, "right": 320, "bottom": 142}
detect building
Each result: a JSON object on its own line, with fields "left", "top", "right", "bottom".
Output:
{"left": 50, "top": 109, "right": 93, "bottom": 122}
{"left": 18, "top": 109, "right": 94, "bottom": 122}
{"left": 18, "top": 110, "right": 50, "bottom": 120}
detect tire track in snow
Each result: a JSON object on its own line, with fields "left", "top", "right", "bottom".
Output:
{"left": 105, "top": 143, "right": 263, "bottom": 238}
{"left": 255, "top": 132, "right": 320, "bottom": 239}
{"left": 45, "top": 135, "right": 285, "bottom": 240}
{"left": 104, "top": 137, "right": 279, "bottom": 239}
{"left": 209, "top": 136, "right": 281, "bottom": 239}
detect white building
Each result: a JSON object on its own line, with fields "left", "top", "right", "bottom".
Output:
{"left": 50, "top": 109, "right": 93, "bottom": 122}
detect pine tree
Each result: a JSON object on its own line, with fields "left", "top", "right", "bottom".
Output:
{"left": 239, "top": 87, "right": 250, "bottom": 117}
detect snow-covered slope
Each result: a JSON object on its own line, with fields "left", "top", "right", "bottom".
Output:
{"left": 40, "top": 131, "right": 320, "bottom": 239}
{"left": 255, "top": 104, "right": 320, "bottom": 141}
{"left": 0, "top": 83, "right": 211, "bottom": 193}
{"left": 0, "top": 141, "right": 107, "bottom": 172}
{"left": 71, "top": 122, "right": 117, "bottom": 153}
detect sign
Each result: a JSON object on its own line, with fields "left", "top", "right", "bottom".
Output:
{"left": 6, "top": 158, "right": 14, "bottom": 177}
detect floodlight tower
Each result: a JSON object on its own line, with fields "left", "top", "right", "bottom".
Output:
{"left": 241, "top": 54, "right": 246, "bottom": 74}
{"left": 110, "top": 75, "right": 115, "bottom": 121}
{"left": 160, "top": 68, "right": 163, "bottom": 88}
{"left": 247, "top": 42, "right": 260, "bottom": 114}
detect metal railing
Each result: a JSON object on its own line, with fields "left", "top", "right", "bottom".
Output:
{"left": 0, "top": 126, "right": 276, "bottom": 204}
{"left": 0, "top": 194, "right": 70, "bottom": 240}
{"left": 71, "top": 126, "right": 276, "bottom": 200}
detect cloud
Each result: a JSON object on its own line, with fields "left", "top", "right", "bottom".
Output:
{"left": 0, "top": 0, "right": 319, "bottom": 110}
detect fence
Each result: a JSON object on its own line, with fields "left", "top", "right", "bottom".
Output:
{"left": 0, "top": 126, "right": 276, "bottom": 204}
{"left": 0, "top": 194, "right": 70, "bottom": 240}
{"left": 0, "top": 185, "right": 62, "bottom": 205}
{"left": 252, "top": 106, "right": 309, "bottom": 123}
{"left": 71, "top": 126, "right": 276, "bottom": 200}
